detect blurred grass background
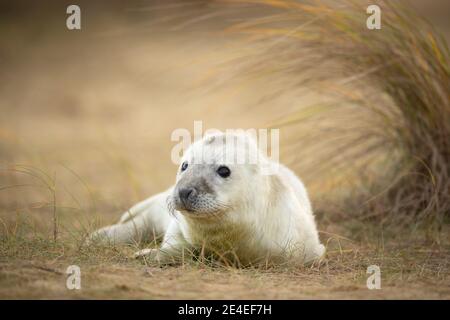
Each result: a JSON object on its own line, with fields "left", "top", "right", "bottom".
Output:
{"left": 0, "top": 0, "right": 449, "bottom": 299}
{"left": 1, "top": 0, "right": 448, "bottom": 234}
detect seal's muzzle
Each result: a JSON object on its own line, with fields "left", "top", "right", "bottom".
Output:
{"left": 178, "top": 187, "right": 197, "bottom": 211}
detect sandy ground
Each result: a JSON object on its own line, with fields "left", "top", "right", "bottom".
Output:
{"left": 1, "top": 244, "right": 448, "bottom": 299}
{"left": 0, "top": 1, "right": 449, "bottom": 299}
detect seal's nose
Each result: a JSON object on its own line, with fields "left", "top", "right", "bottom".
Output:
{"left": 179, "top": 188, "right": 196, "bottom": 204}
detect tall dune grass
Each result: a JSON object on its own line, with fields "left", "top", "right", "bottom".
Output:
{"left": 220, "top": 0, "right": 449, "bottom": 232}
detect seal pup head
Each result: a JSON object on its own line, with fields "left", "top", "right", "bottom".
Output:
{"left": 169, "top": 131, "right": 267, "bottom": 219}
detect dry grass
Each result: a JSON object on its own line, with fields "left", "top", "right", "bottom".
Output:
{"left": 0, "top": 0, "right": 449, "bottom": 299}
{"left": 218, "top": 0, "right": 450, "bottom": 230}
{"left": 1, "top": 218, "right": 449, "bottom": 299}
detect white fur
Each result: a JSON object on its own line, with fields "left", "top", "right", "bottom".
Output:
{"left": 90, "top": 132, "right": 325, "bottom": 265}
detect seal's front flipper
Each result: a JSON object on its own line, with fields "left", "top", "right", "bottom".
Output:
{"left": 134, "top": 247, "right": 185, "bottom": 266}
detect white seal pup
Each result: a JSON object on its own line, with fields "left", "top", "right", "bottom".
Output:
{"left": 90, "top": 132, "right": 325, "bottom": 265}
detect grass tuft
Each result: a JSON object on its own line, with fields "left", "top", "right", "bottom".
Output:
{"left": 221, "top": 0, "right": 449, "bottom": 234}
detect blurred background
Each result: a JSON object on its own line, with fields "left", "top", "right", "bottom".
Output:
{"left": 0, "top": 0, "right": 449, "bottom": 300}
{"left": 0, "top": 0, "right": 449, "bottom": 230}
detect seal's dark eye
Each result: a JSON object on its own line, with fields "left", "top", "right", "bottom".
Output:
{"left": 217, "top": 166, "right": 231, "bottom": 178}
{"left": 181, "top": 162, "right": 188, "bottom": 172}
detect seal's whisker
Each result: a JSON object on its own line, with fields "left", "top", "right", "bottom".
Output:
{"left": 216, "top": 200, "right": 232, "bottom": 210}
{"left": 166, "top": 195, "right": 177, "bottom": 217}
